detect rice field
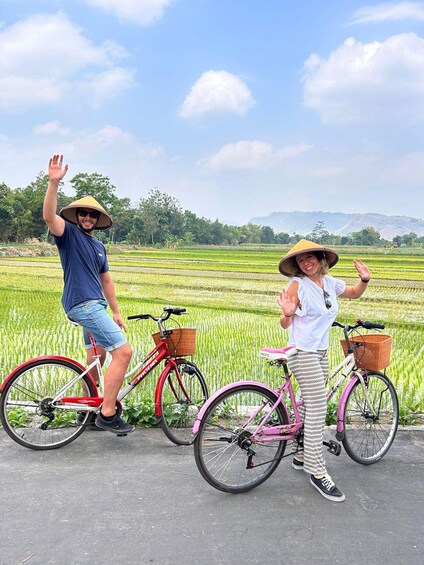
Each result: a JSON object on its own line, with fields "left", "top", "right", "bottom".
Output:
{"left": 0, "top": 246, "right": 423, "bottom": 422}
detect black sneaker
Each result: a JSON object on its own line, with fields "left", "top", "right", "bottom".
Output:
{"left": 310, "top": 474, "right": 345, "bottom": 502}
{"left": 292, "top": 457, "right": 304, "bottom": 471}
{"left": 95, "top": 413, "right": 135, "bottom": 435}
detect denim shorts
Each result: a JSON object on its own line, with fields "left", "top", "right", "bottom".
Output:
{"left": 67, "top": 299, "right": 127, "bottom": 352}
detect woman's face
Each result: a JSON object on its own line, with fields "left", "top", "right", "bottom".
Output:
{"left": 295, "top": 252, "right": 320, "bottom": 277}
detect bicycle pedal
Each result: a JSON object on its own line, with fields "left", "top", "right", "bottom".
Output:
{"left": 323, "top": 440, "right": 341, "bottom": 456}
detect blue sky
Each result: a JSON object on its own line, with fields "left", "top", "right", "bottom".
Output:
{"left": 1, "top": 0, "right": 423, "bottom": 224}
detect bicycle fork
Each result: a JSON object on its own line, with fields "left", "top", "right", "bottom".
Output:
{"left": 335, "top": 371, "right": 377, "bottom": 441}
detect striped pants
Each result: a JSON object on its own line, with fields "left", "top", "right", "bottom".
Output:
{"left": 288, "top": 350, "right": 328, "bottom": 476}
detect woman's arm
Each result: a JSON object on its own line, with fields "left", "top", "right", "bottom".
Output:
{"left": 277, "top": 281, "right": 299, "bottom": 329}
{"left": 340, "top": 259, "right": 371, "bottom": 299}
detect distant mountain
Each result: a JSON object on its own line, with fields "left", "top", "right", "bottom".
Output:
{"left": 250, "top": 211, "right": 424, "bottom": 240}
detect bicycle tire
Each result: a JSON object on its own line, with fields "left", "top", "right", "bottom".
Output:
{"left": 342, "top": 371, "right": 399, "bottom": 465}
{"left": 193, "top": 384, "right": 289, "bottom": 493}
{"left": 0, "top": 358, "right": 97, "bottom": 450}
{"left": 159, "top": 359, "right": 208, "bottom": 446}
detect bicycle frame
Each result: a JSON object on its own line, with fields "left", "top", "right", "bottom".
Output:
{"left": 3, "top": 334, "right": 188, "bottom": 419}
{"left": 118, "top": 339, "right": 182, "bottom": 418}
{"left": 193, "top": 349, "right": 375, "bottom": 445}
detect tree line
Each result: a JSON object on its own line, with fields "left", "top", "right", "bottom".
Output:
{"left": 1, "top": 171, "right": 423, "bottom": 248}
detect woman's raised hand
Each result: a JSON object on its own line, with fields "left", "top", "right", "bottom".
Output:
{"left": 353, "top": 259, "right": 371, "bottom": 281}
{"left": 277, "top": 289, "right": 297, "bottom": 318}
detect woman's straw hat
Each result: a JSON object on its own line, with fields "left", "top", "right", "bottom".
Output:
{"left": 59, "top": 196, "right": 112, "bottom": 230}
{"left": 278, "top": 238, "right": 339, "bottom": 276}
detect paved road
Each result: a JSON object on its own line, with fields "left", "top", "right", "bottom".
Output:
{"left": 0, "top": 427, "right": 423, "bottom": 565}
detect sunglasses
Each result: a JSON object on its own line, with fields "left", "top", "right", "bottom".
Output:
{"left": 78, "top": 209, "right": 100, "bottom": 219}
{"left": 323, "top": 290, "right": 332, "bottom": 310}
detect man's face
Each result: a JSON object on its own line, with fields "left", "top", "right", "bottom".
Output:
{"left": 77, "top": 208, "right": 100, "bottom": 233}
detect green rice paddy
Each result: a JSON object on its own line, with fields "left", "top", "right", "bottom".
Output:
{"left": 0, "top": 246, "right": 423, "bottom": 422}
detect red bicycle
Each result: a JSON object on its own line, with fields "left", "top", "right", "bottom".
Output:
{"left": 0, "top": 306, "right": 208, "bottom": 450}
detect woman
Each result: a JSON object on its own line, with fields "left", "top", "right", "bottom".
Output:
{"left": 277, "top": 239, "right": 370, "bottom": 502}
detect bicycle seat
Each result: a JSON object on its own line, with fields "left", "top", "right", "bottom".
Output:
{"left": 259, "top": 346, "right": 297, "bottom": 362}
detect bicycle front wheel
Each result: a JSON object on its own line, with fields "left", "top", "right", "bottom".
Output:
{"left": 0, "top": 358, "right": 97, "bottom": 450}
{"left": 342, "top": 371, "right": 399, "bottom": 464}
{"left": 193, "top": 385, "right": 289, "bottom": 493}
{"left": 160, "top": 359, "right": 208, "bottom": 446}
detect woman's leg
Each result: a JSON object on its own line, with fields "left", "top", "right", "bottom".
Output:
{"left": 289, "top": 350, "right": 328, "bottom": 475}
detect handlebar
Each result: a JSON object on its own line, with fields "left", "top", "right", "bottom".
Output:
{"left": 332, "top": 319, "right": 385, "bottom": 332}
{"left": 128, "top": 306, "right": 187, "bottom": 322}
{"left": 333, "top": 319, "right": 386, "bottom": 354}
{"left": 127, "top": 306, "right": 187, "bottom": 337}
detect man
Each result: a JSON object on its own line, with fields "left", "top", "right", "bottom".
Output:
{"left": 43, "top": 154, "right": 134, "bottom": 434}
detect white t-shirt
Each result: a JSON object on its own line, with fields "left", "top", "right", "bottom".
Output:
{"left": 287, "top": 275, "right": 346, "bottom": 351}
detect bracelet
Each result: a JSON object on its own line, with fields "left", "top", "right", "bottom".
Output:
{"left": 360, "top": 277, "right": 370, "bottom": 283}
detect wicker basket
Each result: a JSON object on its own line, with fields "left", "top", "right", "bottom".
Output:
{"left": 340, "top": 334, "right": 392, "bottom": 371}
{"left": 152, "top": 328, "right": 196, "bottom": 357}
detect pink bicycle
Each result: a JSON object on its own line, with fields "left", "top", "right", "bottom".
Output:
{"left": 0, "top": 306, "right": 208, "bottom": 450}
{"left": 193, "top": 319, "right": 399, "bottom": 493}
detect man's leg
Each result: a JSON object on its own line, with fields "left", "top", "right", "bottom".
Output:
{"left": 100, "top": 342, "right": 132, "bottom": 417}
{"left": 67, "top": 300, "right": 134, "bottom": 433}
{"left": 95, "top": 342, "right": 135, "bottom": 433}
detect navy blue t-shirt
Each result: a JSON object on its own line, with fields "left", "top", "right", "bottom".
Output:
{"left": 55, "top": 222, "right": 109, "bottom": 313}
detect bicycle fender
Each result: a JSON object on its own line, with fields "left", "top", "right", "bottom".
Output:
{"left": 192, "top": 381, "right": 289, "bottom": 435}
{"left": 154, "top": 361, "right": 177, "bottom": 417}
{"left": 337, "top": 370, "right": 387, "bottom": 435}
{"left": 336, "top": 376, "right": 359, "bottom": 435}
{"left": 0, "top": 355, "right": 99, "bottom": 395}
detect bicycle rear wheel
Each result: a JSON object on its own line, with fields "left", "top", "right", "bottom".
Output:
{"left": 0, "top": 358, "right": 97, "bottom": 450}
{"left": 342, "top": 371, "right": 399, "bottom": 464}
{"left": 193, "top": 384, "right": 289, "bottom": 493}
{"left": 160, "top": 359, "right": 208, "bottom": 445}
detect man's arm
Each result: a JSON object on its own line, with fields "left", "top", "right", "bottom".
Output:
{"left": 100, "top": 271, "right": 128, "bottom": 332}
{"left": 43, "top": 154, "right": 68, "bottom": 237}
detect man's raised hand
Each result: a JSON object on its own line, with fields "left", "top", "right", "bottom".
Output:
{"left": 48, "top": 154, "right": 68, "bottom": 183}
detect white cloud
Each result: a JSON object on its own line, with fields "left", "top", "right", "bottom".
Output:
{"left": 311, "top": 166, "right": 345, "bottom": 178}
{"left": 201, "top": 140, "right": 310, "bottom": 171}
{"left": 66, "top": 125, "right": 163, "bottom": 161}
{"left": 302, "top": 33, "right": 424, "bottom": 124}
{"left": 0, "top": 76, "right": 66, "bottom": 112}
{"left": 83, "top": 67, "right": 136, "bottom": 107}
{"left": 179, "top": 70, "right": 256, "bottom": 118}
{"left": 0, "top": 123, "right": 166, "bottom": 201}
{"left": 83, "top": 0, "right": 174, "bottom": 26}
{"left": 381, "top": 151, "right": 424, "bottom": 185}
{"left": 350, "top": 1, "right": 424, "bottom": 24}
{"left": 0, "top": 12, "right": 134, "bottom": 113}
{"left": 33, "top": 121, "right": 70, "bottom": 136}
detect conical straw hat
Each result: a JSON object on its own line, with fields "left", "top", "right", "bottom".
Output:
{"left": 59, "top": 196, "right": 112, "bottom": 230}
{"left": 278, "top": 239, "right": 339, "bottom": 276}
